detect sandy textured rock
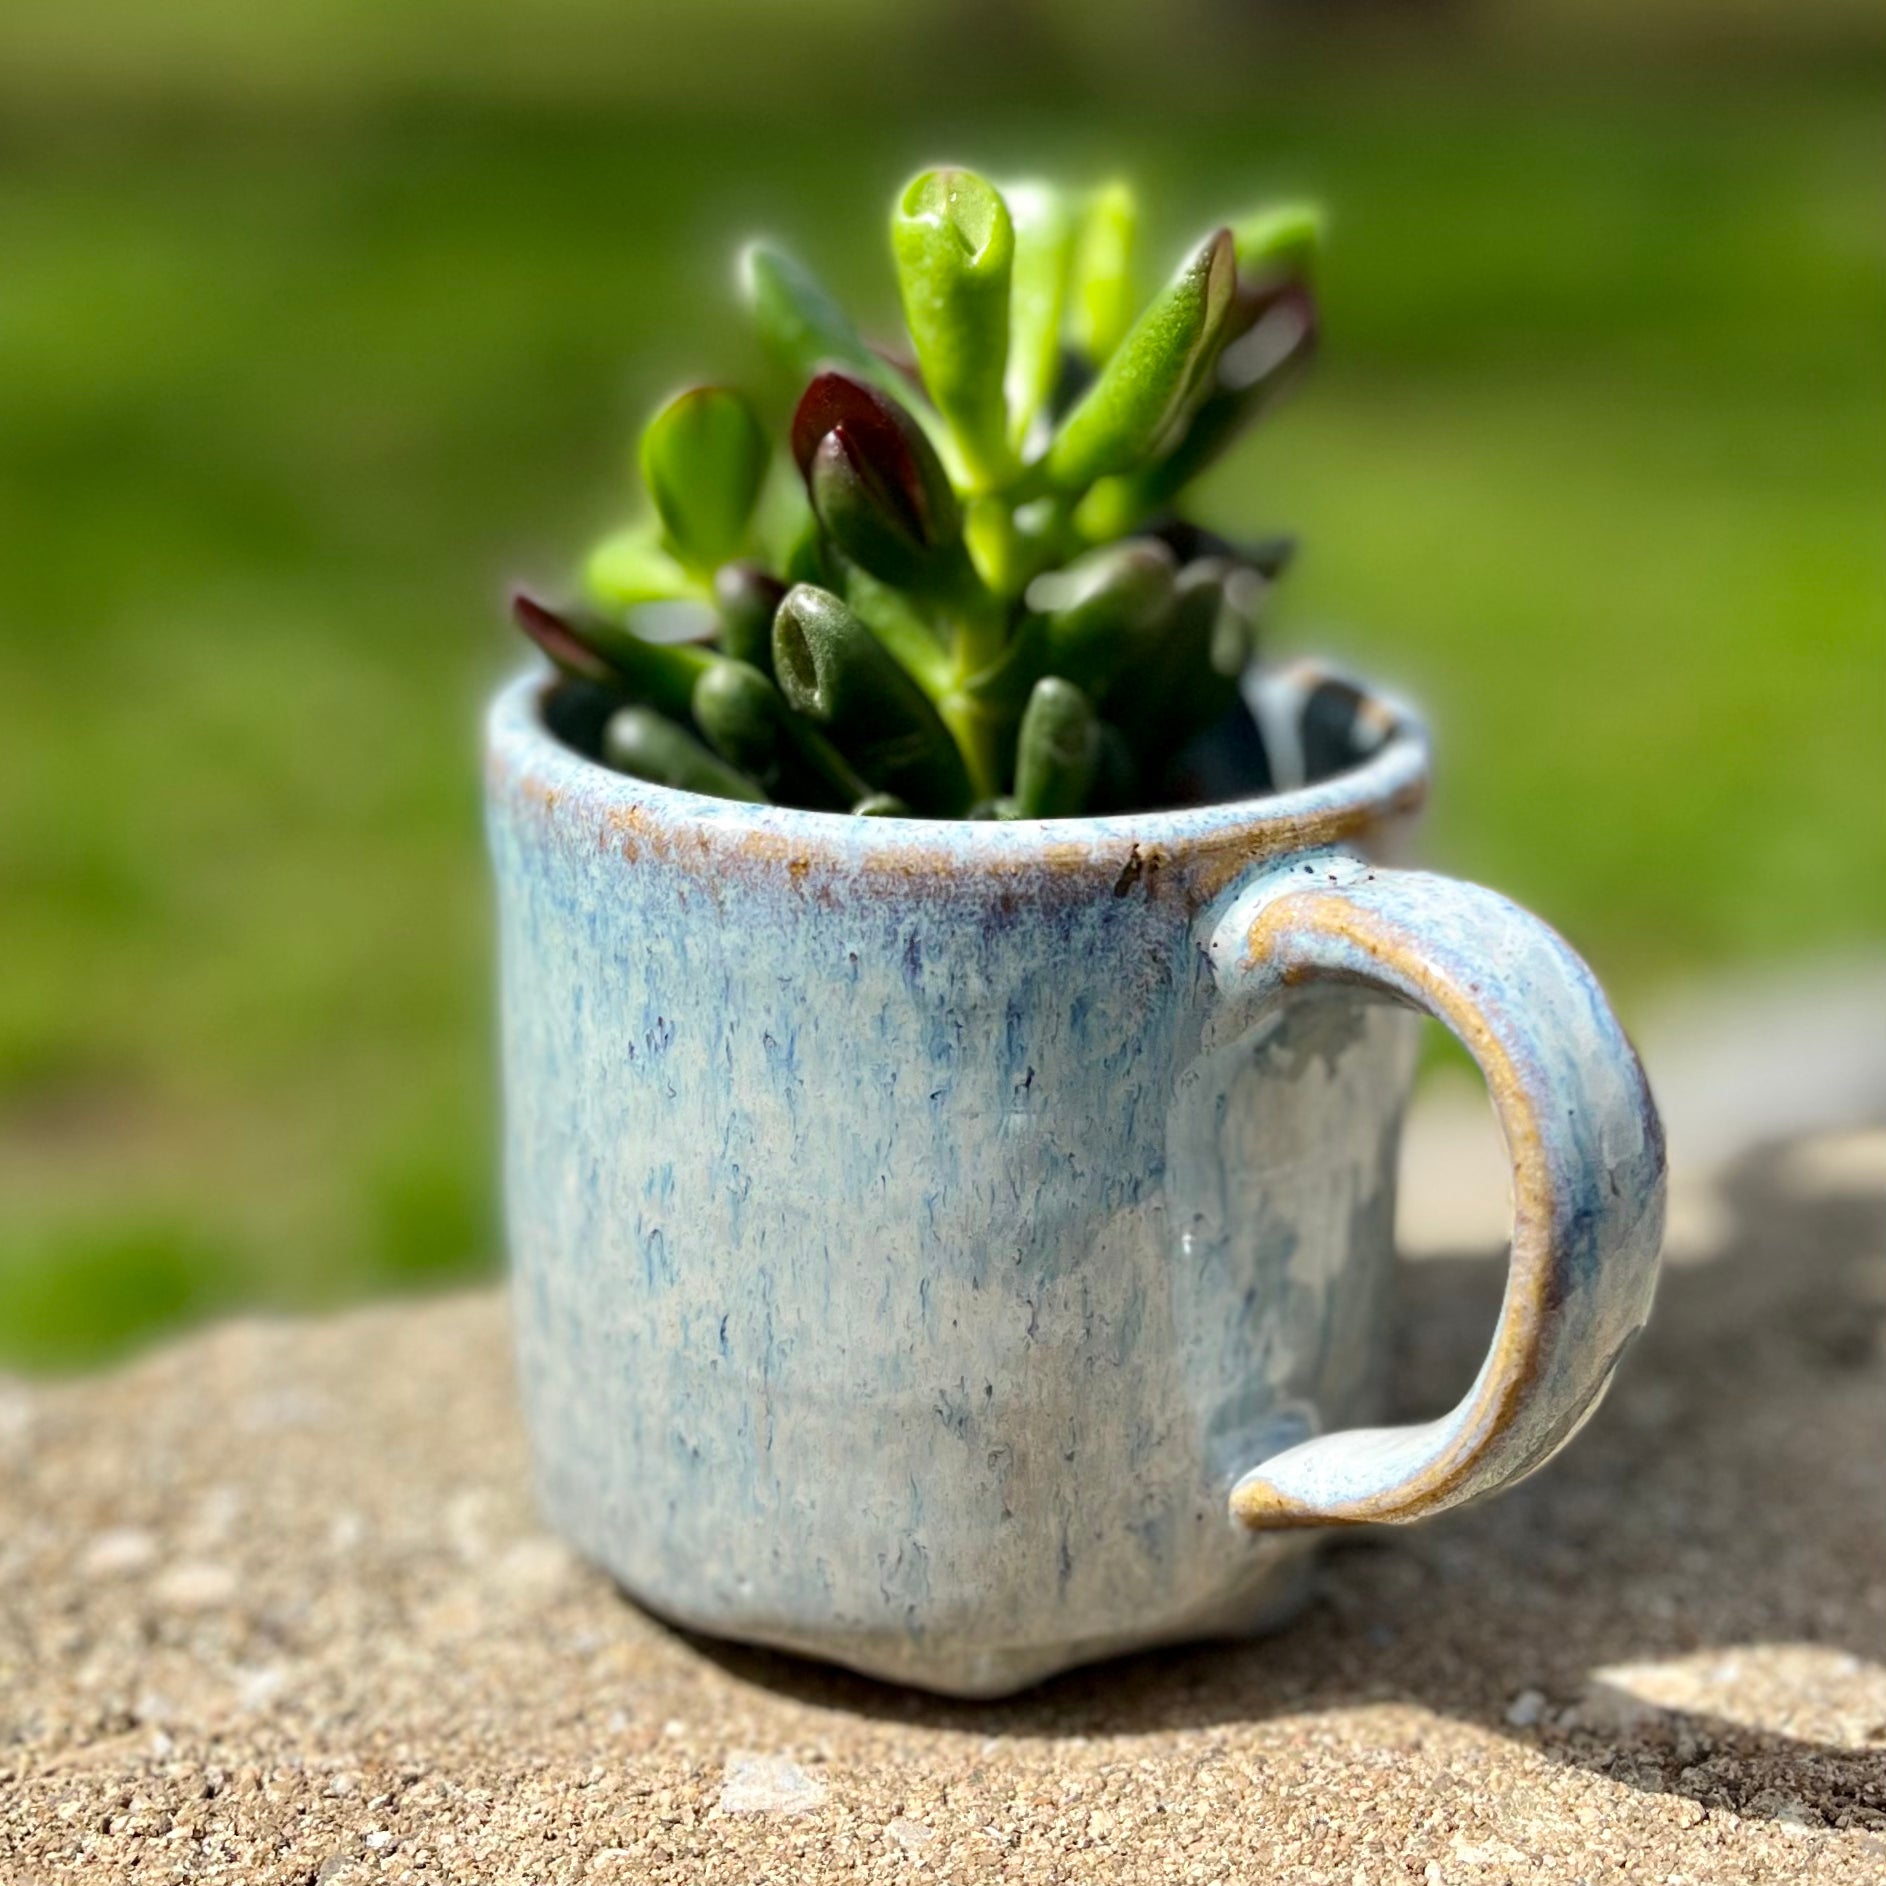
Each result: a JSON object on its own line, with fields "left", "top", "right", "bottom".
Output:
{"left": 2, "top": 1133, "right": 1882, "bottom": 1883}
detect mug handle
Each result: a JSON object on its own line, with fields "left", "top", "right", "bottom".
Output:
{"left": 1206, "top": 852, "right": 1666, "bottom": 1530}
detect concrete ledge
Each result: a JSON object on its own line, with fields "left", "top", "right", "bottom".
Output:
{"left": 2, "top": 1133, "right": 1883, "bottom": 1882}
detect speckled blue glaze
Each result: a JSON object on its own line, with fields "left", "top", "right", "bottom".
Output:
{"left": 485, "top": 665, "right": 1663, "bottom": 1696}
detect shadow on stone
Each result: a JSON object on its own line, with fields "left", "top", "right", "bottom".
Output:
{"left": 676, "top": 1139, "right": 1886, "bottom": 1832}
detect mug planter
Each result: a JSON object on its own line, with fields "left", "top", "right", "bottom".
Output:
{"left": 486, "top": 660, "right": 1664, "bottom": 1698}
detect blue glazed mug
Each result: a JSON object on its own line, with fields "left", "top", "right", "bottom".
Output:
{"left": 486, "top": 662, "right": 1664, "bottom": 1697}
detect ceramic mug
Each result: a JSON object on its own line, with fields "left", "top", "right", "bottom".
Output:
{"left": 486, "top": 662, "right": 1664, "bottom": 1697}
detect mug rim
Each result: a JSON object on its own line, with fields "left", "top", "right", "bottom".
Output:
{"left": 486, "top": 661, "right": 1430, "bottom": 896}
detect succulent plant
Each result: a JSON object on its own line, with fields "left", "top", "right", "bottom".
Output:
{"left": 514, "top": 168, "right": 1321, "bottom": 819}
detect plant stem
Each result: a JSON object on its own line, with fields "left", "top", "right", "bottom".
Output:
{"left": 936, "top": 686, "right": 1003, "bottom": 802}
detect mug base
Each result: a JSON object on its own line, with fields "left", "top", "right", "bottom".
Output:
{"left": 595, "top": 1544, "right": 1324, "bottom": 1701}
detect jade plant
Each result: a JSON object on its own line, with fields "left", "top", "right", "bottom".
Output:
{"left": 513, "top": 168, "right": 1320, "bottom": 818}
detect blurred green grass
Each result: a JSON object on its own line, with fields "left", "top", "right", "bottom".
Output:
{"left": 1, "top": 62, "right": 1881, "bottom": 1368}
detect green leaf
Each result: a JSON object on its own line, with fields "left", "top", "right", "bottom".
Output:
{"left": 1206, "top": 560, "right": 1268, "bottom": 678}
{"left": 1026, "top": 538, "right": 1177, "bottom": 698}
{"left": 791, "top": 370, "right": 965, "bottom": 593}
{"left": 892, "top": 168, "right": 1015, "bottom": 488}
{"left": 739, "top": 240, "right": 901, "bottom": 397}
{"left": 1066, "top": 474, "right": 1141, "bottom": 546}
{"left": 1133, "top": 284, "right": 1319, "bottom": 508}
{"left": 690, "top": 656, "right": 865, "bottom": 809}
{"left": 772, "top": 584, "right": 971, "bottom": 813}
{"left": 838, "top": 562, "right": 953, "bottom": 692}
{"left": 583, "top": 523, "right": 698, "bottom": 612}
{"left": 510, "top": 590, "right": 622, "bottom": 690}
{"left": 1230, "top": 203, "right": 1324, "bottom": 287}
{"left": 639, "top": 385, "right": 769, "bottom": 574}
{"left": 803, "top": 430, "right": 928, "bottom": 590}
{"left": 601, "top": 705, "right": 769, "bottom": 802}
{"left": 1091, "top": 721, "right": 1140, "bottom": 812}
{"left": 1110, "top": 557, "right": 1244, "bottom": 757}
{"left": 749, "top": 454, "right": 820, "bottom": 578}
{"left": 1066, "top": 181, "right": 1139, "bottom": 364}
{"left": 711, "top": 563, "right": 786, "bottom": 675}
{"left": 1012, "top": 677, "right": 1101, "bottom": 818}
{"left": 1045, "top": 227, "right": 1237, "bottom": 493}
{"left": 1126, "top": 207, "right": 1321, "bottom": 517}
{"left": 1001, "top": 179, "right": 1075, "bottom": 452}
{"left": 511, "top": 591, "right": 712, "bottom": 718}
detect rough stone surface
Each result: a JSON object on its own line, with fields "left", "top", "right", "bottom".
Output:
{"left": 3, "top": 1130, "right": 1883, "bottom": 1883}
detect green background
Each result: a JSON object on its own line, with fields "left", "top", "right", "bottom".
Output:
{"left": 2, "top": 4, "right": 1882, "bottom": 1367}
